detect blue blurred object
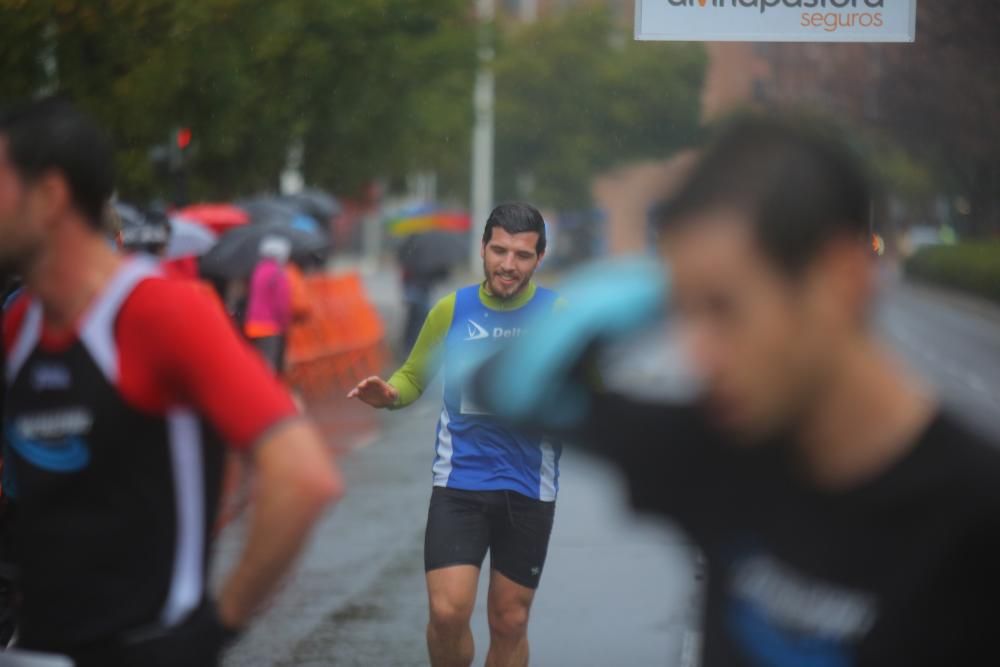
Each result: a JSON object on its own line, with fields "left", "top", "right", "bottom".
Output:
{"left": 475, "top": 256, "right": 669, "bottom": 429}
{"left": 290, "top": 214, "right": 320, "bottom": 234}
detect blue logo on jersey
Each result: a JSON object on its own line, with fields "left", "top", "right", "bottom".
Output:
{"left": 6, "top": 427, "right": 91, "bottom": 473}
{"left": 464, "top": 319, "right": 490, "bottom": 341}
{"left": 729, "top": 598, "right": 852, "bottom": 667}
{"left": 723, "top": 550, "right": 872, "bottom": 667}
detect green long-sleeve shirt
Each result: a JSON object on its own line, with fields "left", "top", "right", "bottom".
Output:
{"left": 388, "top": 281, "right": 563, "bottom": 407}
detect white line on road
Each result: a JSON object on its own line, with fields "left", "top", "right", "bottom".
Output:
{"left": 679, "top": 629, "right": 702, "bottom": 667}
{"left": 885, "top": 328, "right": 1000, "bottom": 405}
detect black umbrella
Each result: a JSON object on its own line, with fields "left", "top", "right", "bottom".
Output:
{"left": 397, "top": 231, "right": 468, "bottom": 281}
{"left": 113, "top": 202, "right": 147, "bottom": 230}
{"left": 200, "top": 222, "right": 330, "bottom": 280}
{"left": 238, "top": 197, "right": 302, "bottom": 226}
{"left": 238, "top": 196, "right": 326, "bottom": 237}
{"left": 280, "top": 189, "right": 341, "bottom": 224}
{"left": 115, "top": 202, "right": 170, "bottom": 252}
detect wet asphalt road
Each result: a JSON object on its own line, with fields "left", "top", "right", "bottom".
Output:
{"left": 877, "top": 278, "right": 1000, "bottom": 442}
{"left": 216, "top": 379, "right": 702, "bottom": 667}
{"left": 215, "top": 271, "right": 1000, "bottom": 667}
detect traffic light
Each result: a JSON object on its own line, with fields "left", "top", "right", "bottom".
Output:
{"left": 148, "top": 127, "right": 193, "bottom": 207}
{"left": 176, "top": 127, "right": 192, "bottom": 151}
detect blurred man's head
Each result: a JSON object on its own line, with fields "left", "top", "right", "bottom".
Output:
{"left": 654, "top": 113, "right": 874, "bottom": 443}
{"left": 481, "top": 202, "right": 546, "bottom": 299}
{"left": 0, "top": 97, "right": 114, "bottom": 274}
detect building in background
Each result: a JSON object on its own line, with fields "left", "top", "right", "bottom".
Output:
{"left": 700, "top": 44, "right": 771, "bottom": 123}
{"left": 701, "top": 42, "right": 889, "bottom": 124}
{"left": 499, "top": 0, "right": 634, "bottom": 24}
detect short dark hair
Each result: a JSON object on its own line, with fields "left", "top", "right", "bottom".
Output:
{"left": 653, "top": 112, "right": 872, "bottom": 275}
{"left": 0, "top": 97, "right": 114, "bottom": 227}
{"left": 482, "top": 202, "right": 547, "bottom": 255}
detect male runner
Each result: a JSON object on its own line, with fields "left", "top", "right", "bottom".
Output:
{"left": 474, "top": 115, "right": 1000, "bottom": 666}
{"left": 0, "top": 97, "right": 342, "bottom": 666}
{"left": 349, "top": 203, "right": 560, "bottom": 667}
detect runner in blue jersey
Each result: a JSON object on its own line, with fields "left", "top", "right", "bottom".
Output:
{"left": 349, "top": 202, "right": 563, "bottom": 667}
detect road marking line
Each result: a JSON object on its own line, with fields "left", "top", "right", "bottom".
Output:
{"left": 680, "top": 629, "right": 702, "bottom": 667}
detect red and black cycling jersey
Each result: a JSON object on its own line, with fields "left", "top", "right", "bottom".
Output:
{"left": 2, "top": 258, "right": 297, "bottom": 650}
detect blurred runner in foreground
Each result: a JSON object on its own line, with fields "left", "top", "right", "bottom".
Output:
{"left": 349, "top": 203, "right": 562, "bottom": 667}
{"left": 0, "top": 97, "right": 342, "bottom": 666}
{"left": 474, "top": 114, "right": 1000, "bottom": 667}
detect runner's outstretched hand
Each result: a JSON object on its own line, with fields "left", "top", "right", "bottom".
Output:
{"left": 348, "top": 376, "right": 400, "bottom": 409}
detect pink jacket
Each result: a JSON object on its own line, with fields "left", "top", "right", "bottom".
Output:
{"left": 244, "top": 259, "right": 292, "bottom": 338}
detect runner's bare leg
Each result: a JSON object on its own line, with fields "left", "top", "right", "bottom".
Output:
{"left": 485, "top": 570, "right": 536, "bottom": 667}
{"left": 427, "top": 565, "right": 480, "bottom": 667}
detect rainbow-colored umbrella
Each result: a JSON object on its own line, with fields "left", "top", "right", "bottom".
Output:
{"left": 384, "top": 207, "right": 470, "bottom": 237}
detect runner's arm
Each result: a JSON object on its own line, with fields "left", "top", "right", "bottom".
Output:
{"left": 386, "top": 293, "right": 455, "bottom": 407}
{"left": 216, "top": 420, "right": 341, "bottom": 628}
{"left": 139, "top": 281, "right": 342, "bottom": 629}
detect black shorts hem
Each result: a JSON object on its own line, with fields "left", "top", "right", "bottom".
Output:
{"left": 490, "top": 564, "right": 543, "bottom": 590}
{"left": 424, "top": 559, "right": 484, "bottom": 573}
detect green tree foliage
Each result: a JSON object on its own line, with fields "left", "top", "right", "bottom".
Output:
{"left": 906, "top": 242, "right": 1000, "bottom": 305}
{"left": 493, "top": 7, "right": 705, "bottom": 209}
{"left": 292, "top": 1, "right": 474, "bottom": 198}
{"left": 0, "top": 2, "right": 706, "bottom": 211}
{"left": 0, "top": 0, "right": 474, "bottom": 201}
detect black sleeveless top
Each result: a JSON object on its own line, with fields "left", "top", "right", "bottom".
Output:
{"left": 3, "top": 260, "right": 224, "bottom": 648}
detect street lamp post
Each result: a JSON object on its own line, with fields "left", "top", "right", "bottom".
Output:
{"left": 469, "top": 0, "right": 496, "bottom": 272}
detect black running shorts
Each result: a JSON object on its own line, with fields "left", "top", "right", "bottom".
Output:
{"left": 424, "top": 486, "right": 556, "bottom": 590}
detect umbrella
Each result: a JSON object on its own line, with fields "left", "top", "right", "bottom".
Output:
{"left": 176, "top": 203, "right": 249, "bottom": 235}
{"left": 116, "top": 203, "right": 170, "bottom": 251}
{"left": 238, "top": 197, "right": 323, "bottom": 234}
{"left": 238, "top": 197, "right": 324, "bottom": 235}
{"left": 238, "top": 197, "right": 302, "bottom": 227}
{"left": 397, "top": 231, "right": 467, "bottom": 280}
{"left": 166, "top": 217, "right": 218, "bottom": 258}
{"left": 112, "top": 202, "right": 147, "bottom": 230}
{"left": 280, "top": 189, "right": 341, "bottom": 224}
{"left": 385, "top": 206, "right": 470, "bottom": 238}
{"left": 199, "top": 222, "right": 330, "bottom": 280}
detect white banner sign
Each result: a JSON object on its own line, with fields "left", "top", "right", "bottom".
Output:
{"left": 635, "top": 0, "right": 917, "bottom": 43}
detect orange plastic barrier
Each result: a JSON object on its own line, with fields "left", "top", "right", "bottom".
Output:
{"left": 284, "top": 272, "right": 389, "bottom": 397}
{"left": 215, "top": 272, "right": 387, "bottom": 532}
